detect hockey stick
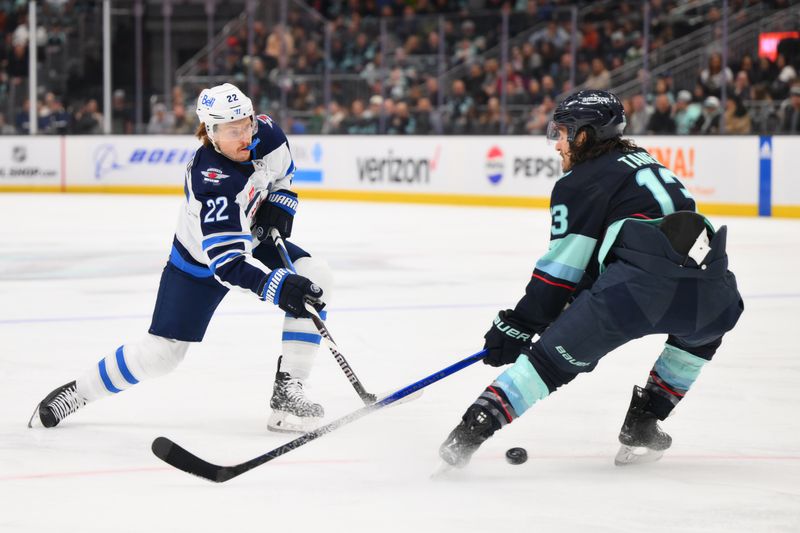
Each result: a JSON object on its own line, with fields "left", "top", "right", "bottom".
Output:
{"left": 268, "top": 228, "right": 377, "bottom": 404}
{"left": 152, "top": 349, "right": 486, "bottom": 482}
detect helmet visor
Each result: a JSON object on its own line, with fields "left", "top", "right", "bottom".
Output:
{"left": 546, "top": 120, "right": 564, "bottom": 142}
{"left": 213, "top": 117, "right": 257, "bottom": 141}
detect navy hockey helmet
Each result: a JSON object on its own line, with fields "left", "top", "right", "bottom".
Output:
{"left": 547, "top": 90, "right": 626, "bottom": 142}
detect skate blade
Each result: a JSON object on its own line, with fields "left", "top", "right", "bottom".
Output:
{"left": 27, "top": 405, "right": 43, "bottom": 429}
{"left": 267, "top": 410, "right": 322, "bottom": 434}
{"left": 614, "top": 444, "right": 665, "bottom": 466}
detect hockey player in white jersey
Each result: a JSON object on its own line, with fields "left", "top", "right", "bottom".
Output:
{"left": 29, "top": 83, "right": 333, "bottom": 433}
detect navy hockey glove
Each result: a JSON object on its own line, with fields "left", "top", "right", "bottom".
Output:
{"left": 261, "top": 268, "right": 324, "bottom": 318}
{"left": 483, "top": 309, "right": 536, "bottom": 366}
{"left": 254, "top": 189, "right": 298, "bottom": 240}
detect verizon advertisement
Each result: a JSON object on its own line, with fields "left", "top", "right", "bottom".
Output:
{"left": 0, "top": 137, "right": 61, "bottom": 185}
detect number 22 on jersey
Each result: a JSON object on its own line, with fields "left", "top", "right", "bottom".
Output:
{"left": 203, "top": 197, "right": 229, "bottom": 223}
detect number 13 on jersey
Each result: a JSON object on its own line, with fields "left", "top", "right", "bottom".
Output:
{"left": 636, "top": 167, "right": 694, "bottom": 215}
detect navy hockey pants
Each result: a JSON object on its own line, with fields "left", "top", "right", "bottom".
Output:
{"left": 148, "top": 240, "right": 310, "bottom": 342}
{"left": 529, "top": 259, "right": 743, "bottom": 381}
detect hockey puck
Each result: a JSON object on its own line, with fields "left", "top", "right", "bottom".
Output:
{"left": 505, "top": 447, "right": 528, "bottom": 465}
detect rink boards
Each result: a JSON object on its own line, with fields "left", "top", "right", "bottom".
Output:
{"left": 0, "top": 134, "right": 797, "bottom": 217}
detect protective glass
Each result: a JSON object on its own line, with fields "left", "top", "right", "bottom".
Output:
{"left": 214, "top": 118, "right": 257, "bottom": 141}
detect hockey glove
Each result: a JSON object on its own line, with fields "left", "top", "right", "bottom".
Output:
{"left": 261, "top": 268, "right": 324, "bottom": 318}
{"left": 482, "top": 309, "right": 536, "bottom": 366}
{"left": 254, "top": 189, "right": 298, "bottom": 240}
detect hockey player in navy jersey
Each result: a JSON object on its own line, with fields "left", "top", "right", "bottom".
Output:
{"left": 439, "top": 90, "right": 744, "bottom": 467}
{"left": 30, "top": 83, "right": 333, "bottom": 433}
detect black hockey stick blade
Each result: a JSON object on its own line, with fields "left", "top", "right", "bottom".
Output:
{"left": 151, "top": 437, "right": 235, "bottom": 483}
{"left": 152, "top": 349, "right": 486, "bottom": 483}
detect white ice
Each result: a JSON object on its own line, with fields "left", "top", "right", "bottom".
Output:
{"left": 1, "top": 194, "right": 798, "bottom": 532}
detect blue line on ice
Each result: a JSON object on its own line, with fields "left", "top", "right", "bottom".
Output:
{"left": 0, "top": 293, "right": 797, "bottom": 326}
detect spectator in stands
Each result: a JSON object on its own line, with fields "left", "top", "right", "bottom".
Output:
{"left": 524, "top": 95, "right": 555, "bottom": 134}
{"left": 646, "top": 94, "right": 676, "bottom": 134}
{"left": 388, "top": 100, "right": 416, "bottom": 135}
{"left": 530, "top": 20, "right": 570, "bottom": 51}
{"left": 476, "top": 96, "right": 503, "bottom": 134}
{"left": 692, "top": 96, "right": 722, "bottom": 134}
{"left": 673, "top": 90, "right": 701, "bottom": 135}
{"left": 781, "top": 84, "right": 800, "bottom": 133}
{"left": 72, "top": 99, "right": 103, "bottom": 134}
{"left": 340, "top": 98, "right": 368, "bottom": 134}
{"left": 724, "top": 95, "right": 752, "bottom": 134}
{"left": 771, "top": 53, "right": 797, "bottom": 100}
{"left": 325, "top": 100, "right": 347, "bottom": 134}
{"left": 445, "top": 79, "right": 474, "bottom": 134}
{"left": 627, "top": 94, "right": 650, "bottom": 135}
{"left": 15, "top": 98, "right": 33, "bottom": 133}
{"left": 414, "top": 97, "right": 436, "bottom": 134}
{"left": 540, "top": 74, "right": 558, "bottom": 99}
{"left": 752, "top": 56, "right": 778, "bottom": 88}
{"left": 0, "top": 112, "right": 16, "bottom": 134}
{"left": 111, "top": 89, "right": 134, "bottom": 134}
{"left": 265, "top": 24, "right": 294, "bottom": 71}
{"left": 40, "top": 91, "right": 69, "bottom": 134}
{"left": 699, "top": 52, "right": 733, "bottom": 97}
{"left": 171, "top": 103, "right": 195, "bottom": 135}
{"left": 732, "top": 70, "right": 752, "bottom": 101}
{"left": 146, "top": 102, "right": 174, "bottom": 134}
{"left": 585, "top": 57, "right": 611, "bottom": 90}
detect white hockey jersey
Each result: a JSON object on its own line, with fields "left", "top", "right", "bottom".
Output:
{"left": 170, "top": 114, "right": 295, "bottom": 298}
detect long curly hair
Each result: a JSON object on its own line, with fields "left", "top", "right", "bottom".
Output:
{"left": 569, "top": 128, "right": 639, "bottom": 167}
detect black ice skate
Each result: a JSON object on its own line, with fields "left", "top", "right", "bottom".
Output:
{"left": 268, "top": 357, "right": 324, "bottom": 433}
{"left": 615, "top": 385, "right": 673, "bottom": 466}
{"left": 438, "top": 405, "right": 496, "bottom": 468}
{"left": 28, "top": 381, "right": 87, "bottom": 428}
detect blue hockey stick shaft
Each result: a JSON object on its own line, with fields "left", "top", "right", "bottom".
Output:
{"left": 268, "top": 228, "right": 377, "bottom": 404}
{"left": 152, "top": 349, "right": 487, "bottom": 482}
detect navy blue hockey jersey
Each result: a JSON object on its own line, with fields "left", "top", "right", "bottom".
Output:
{"left": 515, "top": 147, "right": 696, "bottom": 330}
{"left": 170, "top": 115, "right": 295, "bottom": 298}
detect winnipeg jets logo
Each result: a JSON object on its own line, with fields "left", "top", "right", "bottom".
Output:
{"left": 201, "top": 168, "right": 230, "bottom": 184}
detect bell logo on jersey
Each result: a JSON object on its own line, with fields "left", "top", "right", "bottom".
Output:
{"left": 201, "top": 168, "right": 230, "bottom": 185}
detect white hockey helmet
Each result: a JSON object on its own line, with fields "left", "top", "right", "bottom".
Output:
{"left": 195, "top": 83, "right": 256, "bottom": 144}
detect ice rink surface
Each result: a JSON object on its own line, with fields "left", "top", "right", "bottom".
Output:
{"left": 1, "top": 194, "right": 798, "bottom": 532}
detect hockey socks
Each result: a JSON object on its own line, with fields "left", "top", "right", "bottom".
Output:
{"left": 440, "top": 354, "right": 550, "bottom": 467}
{"left": 644, "top": 343, "right": 709, "bottom": 419}
{"left": 280, "top": 310, "right": 326, "bottom": 381}
{"left": 77, "top": 334, "right": 189, "bottom": 402}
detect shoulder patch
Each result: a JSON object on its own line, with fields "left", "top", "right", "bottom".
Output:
{"left": 256, "top": 114, "right": 273, "bottom": 127}
{"left": 201, "top": 167, "right": 230, "bottom": 185}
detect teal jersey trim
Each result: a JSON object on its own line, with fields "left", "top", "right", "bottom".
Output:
{"left": 536, "top": 233, "right": 597, "bottom": 282}
{"left": 654, "top": 344, "right": 708, "bottom": 392}
{"left": 494, "top": 354, "right": 550, "bottom": 416}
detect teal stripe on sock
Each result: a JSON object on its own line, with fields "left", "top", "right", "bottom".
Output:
{"left": 655, "top": 344, "right": 708, "bottom": 392}
{"left": 494, "top": 354, "right": 549, "bottom": 416}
